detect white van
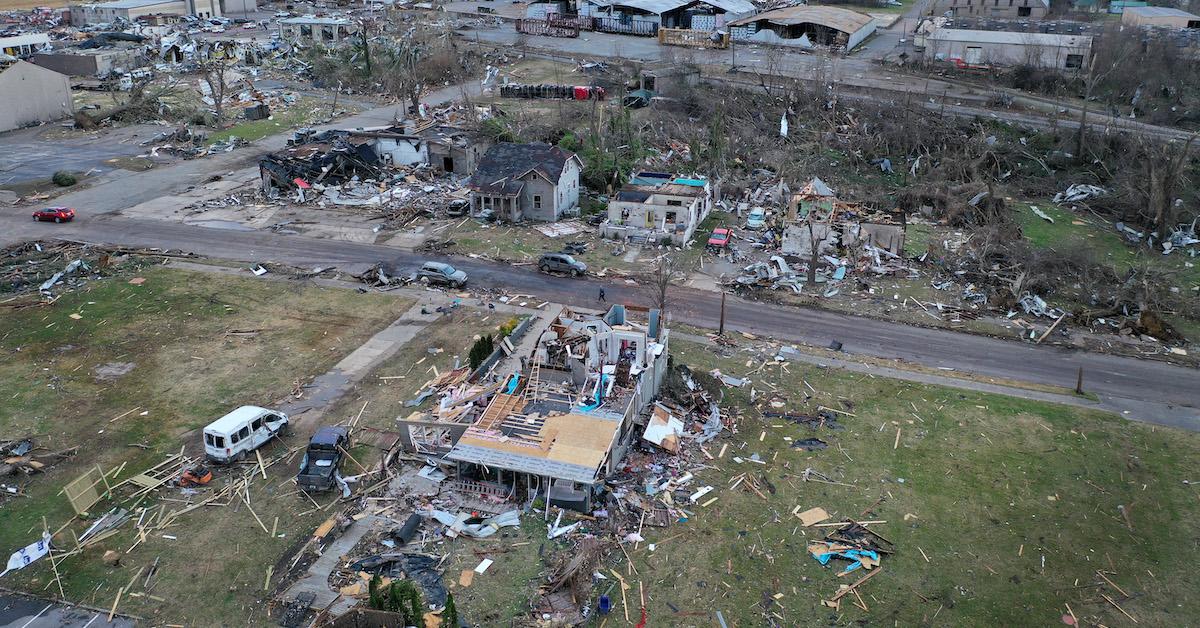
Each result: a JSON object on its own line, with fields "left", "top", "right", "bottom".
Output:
{"left": 203, "top": 406, "right": 289, "bottom": 463}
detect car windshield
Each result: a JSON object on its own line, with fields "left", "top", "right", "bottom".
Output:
{"left": 441, "top": 265, "right": 456, "bottom": 275}
{"left": 561, "top": 256, "right": 575, "bottom": 264}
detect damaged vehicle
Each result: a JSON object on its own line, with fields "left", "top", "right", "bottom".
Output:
{"left": 296, "top": 426, "right": 348, "bottom": 492}
{"left": 417, "top": 261, "right": 467, "bottom": 288}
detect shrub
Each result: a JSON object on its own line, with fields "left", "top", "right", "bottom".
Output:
{"left": 497, "top": 317, "right": 521, "bottom": 338}
{"left": 51, "top": 171, "right": 77, "bottom": 187}
{"left": 468, "top": 334, "right": 494, "bottom": 370}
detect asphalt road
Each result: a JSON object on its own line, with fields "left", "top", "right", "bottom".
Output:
{"left": 11, "top": 214, "right": 1197, "bottom": 430}
{"left": 0, "top": 126, "right": 150, "bottom": 188}
{"left": 0, "top": 592, "right": 134, "bottom": 627}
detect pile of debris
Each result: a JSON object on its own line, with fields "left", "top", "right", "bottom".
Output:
{"left": 2, "top": 241, "right": 127, "bottom": 301}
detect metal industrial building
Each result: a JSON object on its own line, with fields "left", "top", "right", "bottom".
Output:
{"left": 1121, "top": 6, "right": 1200, "bottom": 28}
{"left": 0, "top": 60, "right": 74, "bottom": 133}
{"left": 923, "top": 20, "right": 1093, "bottom": 69}
{"left": 727, "top": 6, "right": 876, "bottom": 51}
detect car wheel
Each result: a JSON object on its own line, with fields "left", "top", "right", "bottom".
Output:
{"left": 453, "top": 281, "right": 463, "bottom": 289}
{"left": 32, "top": 215, "right": 38, "bottom": 221}
{"left": 419, "top": 276, "right": 430, "bottom": 284}
{"left": 54, "top": 217, "right": 61, "bottom": 223}
{"left": 572, "top": 269, "right": 580, "bottom": 277}
{"left": 539, "top": 264, "right": 549, "bottom": 273}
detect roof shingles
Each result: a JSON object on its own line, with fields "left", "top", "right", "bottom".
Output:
{"left": 468, "top": 142, "right": 578, "bottom": 195}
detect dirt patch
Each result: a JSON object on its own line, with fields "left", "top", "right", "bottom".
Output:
{"left": 93, "top": 361, "right": 136, "bottom": 381}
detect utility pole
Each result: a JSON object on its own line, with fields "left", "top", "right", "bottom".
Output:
{"left": 1075, "top": 367, "right": 1084, "bottom": 396}
{"left": 718, "top": 291, "right": 726, "bottom": 335}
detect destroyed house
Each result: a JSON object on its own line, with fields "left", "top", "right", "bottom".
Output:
{"left": 358, "top": 123, "right": 489, "bottom": 175}
{"left": 259, "top": 131, "right": 384, "bottom": 193}
{"left": 277, "top": 16, "right": 358, "bottom": 45}
{"left": 468, "top": 142, "right": 582, "bottom": 222}
{"left": 782, "top": 183, "right": 906, "bottom": 258}
{"left": 601, "top": 172, "right": 715, "bottom": 245}
{"left": 444, "top": 305, "right": 670, "bottom": 510}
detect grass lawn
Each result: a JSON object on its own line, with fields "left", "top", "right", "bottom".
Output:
{"left": 610, "top": 338, "right": 1200, "bottom": 626}
{"left": 209, "top": 97, "right": 333, "bottom": 144}
{"left": 0, "top": 267, "right": 412, "bottom": 624}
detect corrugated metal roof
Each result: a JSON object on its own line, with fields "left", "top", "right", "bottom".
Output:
{"left": 0, "top": 33, "right": 50, "bottom": 48}
{"left": 280, "top": 16, "right": 354, "bottom": 25}
{"left": 588, "top": 0, "right": 754, "bottom": 15}
{"left": 1124, "top": 6, "right": 1200, "bottom": 18}
{"left": 927, "top": 28, "right": 1092, "bottom": 47}
{"left": 729, "top": 6, "right": 874, "bottom": 32}
{"left": 83, "top": 0, "right": 180, "bottom": 9}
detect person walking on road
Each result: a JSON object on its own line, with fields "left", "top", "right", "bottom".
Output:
{"left": 598, "top": 288, "right": 606, "bottom": 303}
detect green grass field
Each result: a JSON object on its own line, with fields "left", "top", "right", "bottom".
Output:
{"left": 0, "top": 267, "right": 411, "bottom": 624}
{"left": 609, "top": 338, "right": 1200, "bottom": 626}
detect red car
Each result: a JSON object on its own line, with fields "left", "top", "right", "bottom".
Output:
{"left": 707, "top": 227, "right": 731, "bottom": 249}
{"left": 32, "top": 207, "right": 75, "bottom": 223}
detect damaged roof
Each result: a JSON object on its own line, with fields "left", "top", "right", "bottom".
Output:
{"left": 446, "top": 412, "right": 620, "bottom": 485}
{"left": 729, "top": 6, "right": 874, "bottom": 33}
{"left": 588, "top": 0, "right": 755, "bottom": 15}
{"left": 469, "top": 142, "right": 580, "bottom": 196}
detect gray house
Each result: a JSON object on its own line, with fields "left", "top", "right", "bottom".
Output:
{"left": 468, "top": 142, "right": 583, "bottom": 222}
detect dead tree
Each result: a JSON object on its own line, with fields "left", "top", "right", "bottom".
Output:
{"left": 645, "top": 251, "right": 686, "bottom": 315}
{"left": 1124, "top": 133, "right": 1197, "bottom": 241}
{"left": 198, "top": 60, "right": 231, "bottom": 125}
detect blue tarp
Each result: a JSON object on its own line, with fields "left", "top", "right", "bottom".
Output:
{"left": 810, "top": 543, "right": 880, "bottom": 575}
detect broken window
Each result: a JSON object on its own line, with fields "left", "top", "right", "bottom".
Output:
{"left": 665, "top": 211, "right": 678, "bottom": 222}
{"left": 1065, "top": 54, "right": 1083, "bottom": 69}
{"left": 210, "top": 435, "right": 224, "bottom": 448}
{"left": 534, "top": 195, "right": 542, "bottom": 209}
{"left": 238, "top": 426, "right": 250, "bottom": 441}
{"left": 252, "top": 417, "right": 263, "bottom": 431}
{"left": 300, "top": 24, "right": 312, "bottom": 38}
{"left": 230, "top": 431, "right": 241, "bottom": 445}
{"left": 666, "top": 199, "right": 682, "bottom": 206}
{"left": 1017, "top": 5, "right": 1031, "bottom": 14}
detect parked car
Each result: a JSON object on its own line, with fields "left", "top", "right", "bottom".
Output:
{"left": 32, "top": 207, "right": 75, "bottom": 223}
{"left": 296, "top": 426, "right": 348, "bottom": 491}
{"left": 203, "top": 406, "right": 289, "bottom": 463}
{"left": 745, "top": 208, "right": 767, "bottom": 230}
{"left": 538, "top": 252, "right": 587, "bottom": 276}
{"left": 242, "top": 22, "right": 258, "bottom": 29}
{"left": 417, "top": 261, "right": 467, "bottom": 288}
{"left": 707, "top": 227, "right": 731, "bottom": 250}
